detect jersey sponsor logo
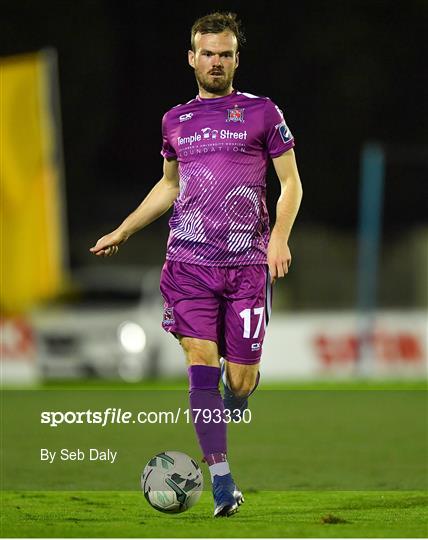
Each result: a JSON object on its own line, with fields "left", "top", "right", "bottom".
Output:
{"left": 251, "top": 342, "right": 261, "bottom": 351}
{"left": 179, "top": 112, "right": 193, "bottom": 123}
{"left": 178, "top": 132, "right": 202, "bottom": 145}
{"left": 177, "top": 127, "right": 248, "bottom": 146}
{"left": 227, "top": 107, "right": 245, "bottom": 123}
{"left": 201, "top": 127, "right": 217, "bottom": 139}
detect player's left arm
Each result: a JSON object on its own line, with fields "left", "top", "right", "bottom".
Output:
{"left": 268, "top": 148, "right": 303, "bottom": 283}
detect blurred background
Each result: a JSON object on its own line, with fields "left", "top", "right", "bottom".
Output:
{"left": 1, "top": 0, "right": 427, "bottom": 383}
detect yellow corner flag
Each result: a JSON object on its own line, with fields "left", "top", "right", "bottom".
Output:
{"left": 0, "top": 50, "right": 68, "bottom": 315}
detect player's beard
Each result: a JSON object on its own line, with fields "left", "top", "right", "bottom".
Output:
{"left": 195, "top": 67, "right": 235, "bottom": 95}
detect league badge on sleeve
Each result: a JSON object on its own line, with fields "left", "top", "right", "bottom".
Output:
{"left": 227, "top": 106, "right": 245, "bottom": 123}
{"left": 275, "top": 120, "right": 293, "bottom": 143}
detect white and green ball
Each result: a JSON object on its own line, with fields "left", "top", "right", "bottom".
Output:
{"left": 141, "top": 451, "right": 203, "bottom": 513}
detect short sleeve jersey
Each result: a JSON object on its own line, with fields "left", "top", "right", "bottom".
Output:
{"left": 161, "top": 90, "right": 295, "bottom": 266}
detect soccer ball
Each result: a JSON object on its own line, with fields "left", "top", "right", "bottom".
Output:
{"left": 141, "top": 451, "right": 203, "bottom": 513}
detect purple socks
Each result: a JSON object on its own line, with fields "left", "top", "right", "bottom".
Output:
{"left": 188, "top": 365, "right": 227, "bottom": 459}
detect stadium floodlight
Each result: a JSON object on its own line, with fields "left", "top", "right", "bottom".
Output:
{"left": 118, "top": 321, "right": 147, "bottom": 353}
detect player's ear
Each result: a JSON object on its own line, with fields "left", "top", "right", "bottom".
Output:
{"left": 235, "top": 51, "right": 239, "bottom": 69}
{"left": 188, "top": 50, "right": 195, "bottom": 69}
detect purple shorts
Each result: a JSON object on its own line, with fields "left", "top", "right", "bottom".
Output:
{"left": 159, "top": 261, "right": 272, "bottom": 365}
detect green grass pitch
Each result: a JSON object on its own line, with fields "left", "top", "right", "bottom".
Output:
{"left": 2, "top": 490, "right": 427, "bottom": 537}
{"left": 1, "top": 380, "right": 427, "bottom": 537}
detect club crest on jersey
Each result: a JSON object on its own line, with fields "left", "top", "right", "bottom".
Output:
{"left": 163, "top": 306, "right": 175, "bottom": 326}
{"left": 227, "top": 107, "right": 245, "bottom": 123}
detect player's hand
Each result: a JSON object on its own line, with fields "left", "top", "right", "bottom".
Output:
{"left": 89, "top": 229, "right": 128, "bottom": 257}
{"left": 267, "top": 231, "right": 291, "bottom": 284}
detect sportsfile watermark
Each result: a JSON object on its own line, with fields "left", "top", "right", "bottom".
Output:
{"left": 40, "top": 407, "right": 252, "bottom": 427}
{"left": 2, "top": 389, "right": 427, "bottom": 491}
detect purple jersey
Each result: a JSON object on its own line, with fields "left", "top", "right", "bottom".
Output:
{"left": 161, "top": 90, "right": 295, "bottom": 266}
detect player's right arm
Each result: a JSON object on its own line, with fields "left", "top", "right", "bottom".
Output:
{"left": 90, "top": 158, "right": 179, "bottom": 256}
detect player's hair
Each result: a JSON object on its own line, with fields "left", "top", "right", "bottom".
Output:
{"left": 190, "top": 12, "right": 246, "bottom": 52}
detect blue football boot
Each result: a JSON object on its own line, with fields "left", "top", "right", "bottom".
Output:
{"left": 212, "top": 473, "right": 244, "bottom": 517}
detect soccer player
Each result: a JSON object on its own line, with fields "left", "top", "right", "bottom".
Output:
{"left": 90, "top": 12, "right": 302, "bottom": 517}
